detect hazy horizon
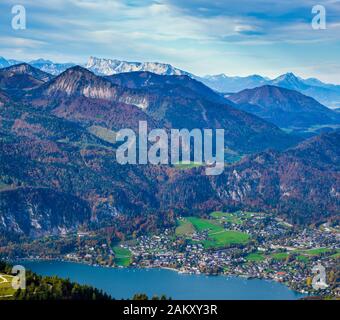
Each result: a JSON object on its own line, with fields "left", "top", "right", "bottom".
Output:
{"left": 2, "top": 54, "right": 340, "bottom": 86}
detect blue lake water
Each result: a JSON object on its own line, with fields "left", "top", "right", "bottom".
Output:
{"left": 20, "top": 260, "right": 305, "bottom": 300}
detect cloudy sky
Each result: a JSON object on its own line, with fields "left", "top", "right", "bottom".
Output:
{"left": 0, "top": 0, "right": 339, "bottom": 82}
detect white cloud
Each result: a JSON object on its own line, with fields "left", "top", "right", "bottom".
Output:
{"left": 0, "top": 0, "right": 339, "bottom": 82}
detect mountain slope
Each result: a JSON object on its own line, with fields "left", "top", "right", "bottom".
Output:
{"left": 106, "top": 71, "right": 227, "bottom": 104}
{"left": 0, "top": 100, "right": 166, "bottom": 237}
{"left": 25, "top": 66, "right": 160, "bottom": 131}
{"left": 0, "top": 187, "right": 91, "bottom": 238}
{"left": 0, "top": 89, "right": 10, "bottom": 106}
{"left": 0, "top": 95, "right": 338, "bottom": 238}
{"left": 161, "top": 130, "right": 340, "bottom": 224}
{"left": 0, "top": 63, "right": 53, "bottom": 98}
{"left": 229, "top": 85, "right": 340, "bottom": 128}
{"left": 269, "top": 73, "right": 340, "bottom": 109}
{"left": 26, "top": 66, "right": 298, "bottom": 153}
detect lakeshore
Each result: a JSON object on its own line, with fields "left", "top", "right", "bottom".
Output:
{"left": 17, "top": 260, "right": 306, "bottom": 300}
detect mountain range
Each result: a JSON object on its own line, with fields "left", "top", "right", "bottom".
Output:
{"left": 1, "top": 56, "right": 339, "bottom": 109}
{"left": 202, "top": 72, "right": 340, "bottom": 109}
{"left": 0, "top": 63, "right": 339, "bottom": 240}
{"left": 23, "top": 65, "right": 295, "bottom": 153}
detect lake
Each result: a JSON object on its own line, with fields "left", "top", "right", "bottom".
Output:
{"left": 19, "top": 260, "right": 305, "bottom": 300}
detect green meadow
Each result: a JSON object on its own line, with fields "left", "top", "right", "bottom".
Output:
{"left": 246, "top": 252, "right": 265, "bottom": 262}
{"left": 210, "top": 211, "right": 243, "bottom": 225}
{"left": 271, "top": 252, "right": 289, "bottom": 261}
{"left": 0, "top": 274, "right": 15, "bottom": 299}
{"left": 186, "top": 217, "right": 223, "bottom": 233}
{"left": 174, "top": 161, "right": 204, "bottom": 170}
{"left": 175, "top": 218, "right": 195, "bottom": 236}
{"left": 298, "top": 248, "right": 334, "bottom": 256}
{"left": 185, "top": 216, "right": 250, "bottom": 248}
{"left": 113, "top": 246, "right": 132, "bottom": 267}
{"left": 203, "top": 230, "right": 250, "bottom": 249}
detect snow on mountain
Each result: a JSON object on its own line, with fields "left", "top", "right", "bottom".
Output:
{"left": 201, "top": 72, "right": 340, "bottom": 109}
{"left": 269, "top": 72, "right": 309, "bottom": 91}
{"left": 1, "top": 55, "right": 340, "bottom": 108}
{"left": 85, "top": 56, "right": 191, "bottom": 76}
{"left": 268, "top": 73, "right": 340, "bottom": 109}
{"left": 28, "top": 59, "right": 76, "bottom": 76}
{"left": 0, "top": 57, "right": 10, "bottom": 68}
{"left": 0, "top": 57, "right": 22, "bottom": 68}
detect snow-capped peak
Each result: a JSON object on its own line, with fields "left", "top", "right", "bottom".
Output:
{"left": 270, "top": 72, "right": 307, "bottom": 90}
{"left": 85, "top": 56, "right": 190, "bottom": 77}
{"left": 274, "top": 72, "right": 300, "bottom": 82}
{"left": 29, "top": 58, "right": 54, "bottom": 65}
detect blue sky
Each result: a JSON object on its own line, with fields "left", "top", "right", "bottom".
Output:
{"left": 0, "top": 0, "right": 339, "bottom": 82}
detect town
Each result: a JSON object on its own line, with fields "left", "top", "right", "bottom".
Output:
{"left": 1, "top": 211, "right": 339, "bottom": 297}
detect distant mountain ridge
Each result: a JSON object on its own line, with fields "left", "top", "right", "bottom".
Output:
{"left": 29, "top": 59, "right": 76, "bottom": 76}
{"left": 202, "top": 72, "right": 340, "bottom": 109}
{"left": 1, "top": 56, "right": 339, "bottom": 108}
{"left": 229, "top": 85, "right": 340, "bottom": 129}
{"left": 85, "top": 56, "right": 191, "bottom": 76}
{"left": 200, "top": 74, "right": 269, "bottom": 93}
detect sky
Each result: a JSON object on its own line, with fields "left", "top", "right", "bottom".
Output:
{"left": 0, "top": 0, "right": 339, "bottom": 83}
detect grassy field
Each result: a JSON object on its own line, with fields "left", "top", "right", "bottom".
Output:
{"left": 266, "top": 248, "right": 339, "bottom": 263}
{"left": 203, "top": 230, "right": 250, "bottom": 249}
{"left": 186, "top": 216, "right": 250, "bottom": 248}
{"left": 296, "top": 255, "right": 310, "bottom": 262}
{"left": 87, "top": 125, "right": 116, "bottom": 144}
{"left": 210, "top": 211, "right": 258, "bottom": 225}
{"left": 0, "top": 274, "right": 15, "bottom": 299}
{"left": 299, "top": 248, "right": 334, "bottom": 256}
{"left": 113, "top": 246, "right": 132, "bottom": 267}
{"left": 175, "top": 218, "right": 195, "bottom": 236}
{"left": 246, "top": 252, "right": 265, "bottom": 262}
{"left": 210, "top": 211, "right": 243, "bottom": 225}
{"left": 186, "top": 217, "right": 224, "bottom": 233}
{"left": 174, "top": 161, "right": 204, "bottom": 170}
{"left": 292, "top": 248, "right": 340, "bottom": 261}
{"left": 271, "top": 252, "right": 289, "bottom": 261}
{"left": 330, "top": 252, "right": 340, "bottom": 259}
